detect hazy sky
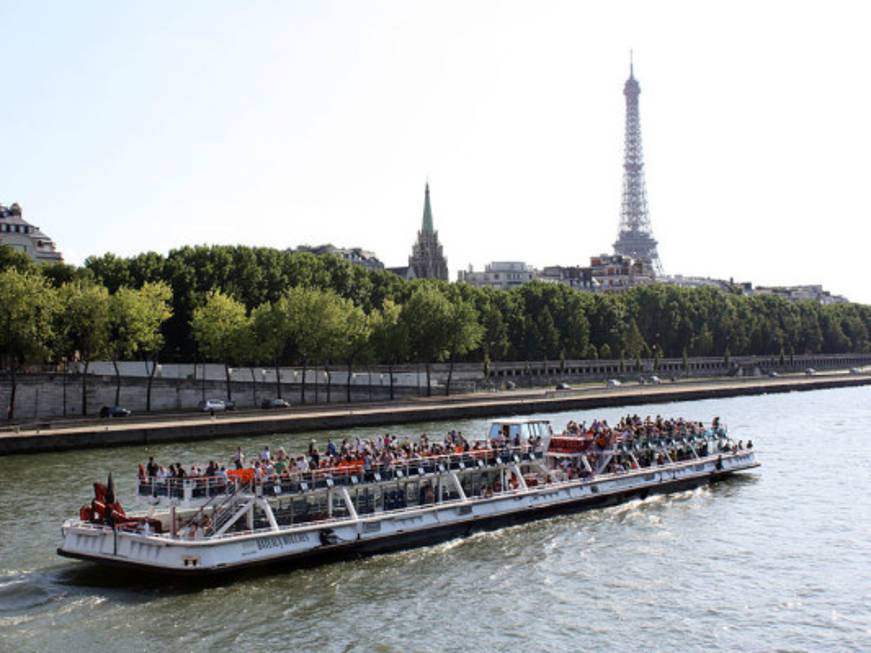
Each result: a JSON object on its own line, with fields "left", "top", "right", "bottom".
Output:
{"left": 2, "top": 1, "right": 870, "bottom": 302}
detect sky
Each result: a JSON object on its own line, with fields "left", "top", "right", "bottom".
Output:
{"left": 2, "top": 1, "right": 870, "bottom": 302}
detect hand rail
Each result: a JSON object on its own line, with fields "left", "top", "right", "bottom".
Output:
{"left": 139, "top": 445, "right": 543, "bottom": 497}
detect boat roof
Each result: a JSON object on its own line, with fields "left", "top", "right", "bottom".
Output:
{"left": 490, "top": 418, "right": 551, "bottom": 425}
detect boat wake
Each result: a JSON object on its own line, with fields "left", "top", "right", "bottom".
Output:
{"left": 0, "top": 570, "right": 63, "bottom": 615}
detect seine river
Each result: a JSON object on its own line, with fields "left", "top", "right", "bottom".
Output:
{"left": 0, "top": 387, "right": 869, "bottom": 652}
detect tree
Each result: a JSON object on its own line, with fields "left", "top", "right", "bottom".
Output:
{"left": 107, "top": 287, "right": 152, "bottom": 406}
{"left": 599, "top": 343, "right": 612, "bottom": 359}
{"left": 41, "top": 261, "right": 86, "bottom": 288}
{"left": 623, "top": 319, "right": 648, "bottom": 359}
{"left": 337, "top": 303, "right": 371, "bottom": 402}
{"left": 191, "top": 291, "right": 249, "bottom": 402}
{"left": 370, "top": 299, "right": 407, "bottom": 400}
{"left": 251, "top": 300, "right": 291, "bottom": 399}
{"left": 401, "top": 286, "right": 453, "bottom": 396}
{"left": 138, "top": 282, "right": 173, "bottom": 411}
{"left": 443, "top": 298, "right": 483, "bottom": 396}
{"left": 479, "top": 296, "right": 509, "bottom": 362}
{"left": 0, "top": 244, "right": 37, "bottom": 274}
{"left": 236, "top": 316, "right": 267, "bottom": 408}
{"left": 284, "top": 287, "right": 345, "bottom": 404}
{"left": 0, "top": 270, "right": 56, "bottom": 420}
{"left": 58, "top": 281, "right": 111, "bottom": 416}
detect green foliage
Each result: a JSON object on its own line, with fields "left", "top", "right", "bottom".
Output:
{"left": 0, "top": 244, "right": 37, "bottom": 274}
{"left": 191, "top": 290, "right": 250, "bottom": 366}
{"left": 369, "top": 299, "right": 407, "bottom": 367}
{"left": 0, "top": 269, "right": 56, "bottom": 365}
{"left": 57, "top": 280, "right": 112, "bottom": 416}
{"left": 138, "top": 282, "right": 173, "bottom": 356}
{"left": 251, "top": 300, "right": 291, "bottom": 366}
{"left": 0, "top": 243, "right": 865, "bottom": 381}
{"left": 0, "top": 270, "right": 57, "bottom": 418}
{"left": 58, "top": 281, "right": 111, "bottom": 365}
{"left": 284, "top": 286, "right": 347, "bottom": 367}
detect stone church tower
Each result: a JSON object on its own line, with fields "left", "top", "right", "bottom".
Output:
{"left": 408, "top": 182, "right": 448, "bottom": 280}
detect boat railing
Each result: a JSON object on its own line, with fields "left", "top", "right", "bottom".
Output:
{"left": 136, "top": 445, "right": 544, "bottom": 502}
{"left": 548, "top": 429, "right": 733, "bottom": 455}
{"left": 197, "top": 449, "right": 758, "bottom": 543}
{"left": 136, "top": 476, "right": 231, "bottom": 503}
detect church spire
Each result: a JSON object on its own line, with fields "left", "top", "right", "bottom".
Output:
{"left": 408, "top": 180, "right": 448, "bottom": 280}
{"left": 421, "top": 182, "right": 434, "bottom": 234}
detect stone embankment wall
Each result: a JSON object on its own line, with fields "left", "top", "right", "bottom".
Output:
{"left": 80, "top": 353, "right": 871, "bottom": 385}
{"left": 3, "top": 353, "right": 870, "bottom": 422}
{"left": 0, "top": 375, "right": 434, "bottom": 422}
{"left": 487, "top": 353, "right": 871, "bottom": 381}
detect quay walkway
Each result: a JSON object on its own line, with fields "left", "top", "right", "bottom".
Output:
{"left": 1, "top": 373, "right": 868, "bottom": 455}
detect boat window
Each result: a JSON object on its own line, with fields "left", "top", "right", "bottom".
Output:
{"left": 489, "top": 423, "right": 521, "bottom": 440}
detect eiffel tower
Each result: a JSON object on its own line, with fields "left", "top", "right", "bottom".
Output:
{"left": 613, "top": 54, "right": 663, "bottom": 275}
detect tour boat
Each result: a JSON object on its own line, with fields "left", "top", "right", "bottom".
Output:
{"left": 58, "top": 418, "right": 759, "bottom": 575}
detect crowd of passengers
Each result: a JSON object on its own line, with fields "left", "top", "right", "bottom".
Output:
{"left": 141, "top": 429, "right": 543, "bottom": 483}
{"left": 554, "top": 414, "right": 753, "bottom": 479}
{"left": 140, "top": 415, "right": 751, "bottom": 484}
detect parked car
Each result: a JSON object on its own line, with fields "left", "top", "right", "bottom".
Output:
{"left": 606, "top": 379, "right": 622, "bottom": 387}
{"left": 198, "top": 399, "right": 227, "bottom": 413}
{"left": 99, "top": 405, "right": 131, "bottom": 418}
{"left": 261, "top": 398, "right": 291, "bottom": 409}
{"left": 849, "top": 367, "right": 862, "bottom": 375}
{"left": 554, "top": 382, "right": 571, "bottom": 390}
{"left": 767, "top": 371, "right": 780, "bottom": 378}
{"left": 647, "top": 375, "right": 662, "bottom": 385}
{"left": 804, "top": 368, "right": 816, "bottom": 376}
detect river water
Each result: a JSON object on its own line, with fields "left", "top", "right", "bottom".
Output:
{"left": 0, "top": 387, "right": 869, "bottom": 652}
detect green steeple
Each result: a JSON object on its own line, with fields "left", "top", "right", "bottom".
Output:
{"left": 421, "top": 182, "right": 434, "bottom": 234}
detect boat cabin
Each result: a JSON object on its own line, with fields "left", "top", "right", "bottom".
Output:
{"left": 486, "top": 419, "right": 552, "bottom": 445}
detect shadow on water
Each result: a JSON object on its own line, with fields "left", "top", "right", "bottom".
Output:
{"left": 51, "top": 552, "right": 364, "bottom": 595}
